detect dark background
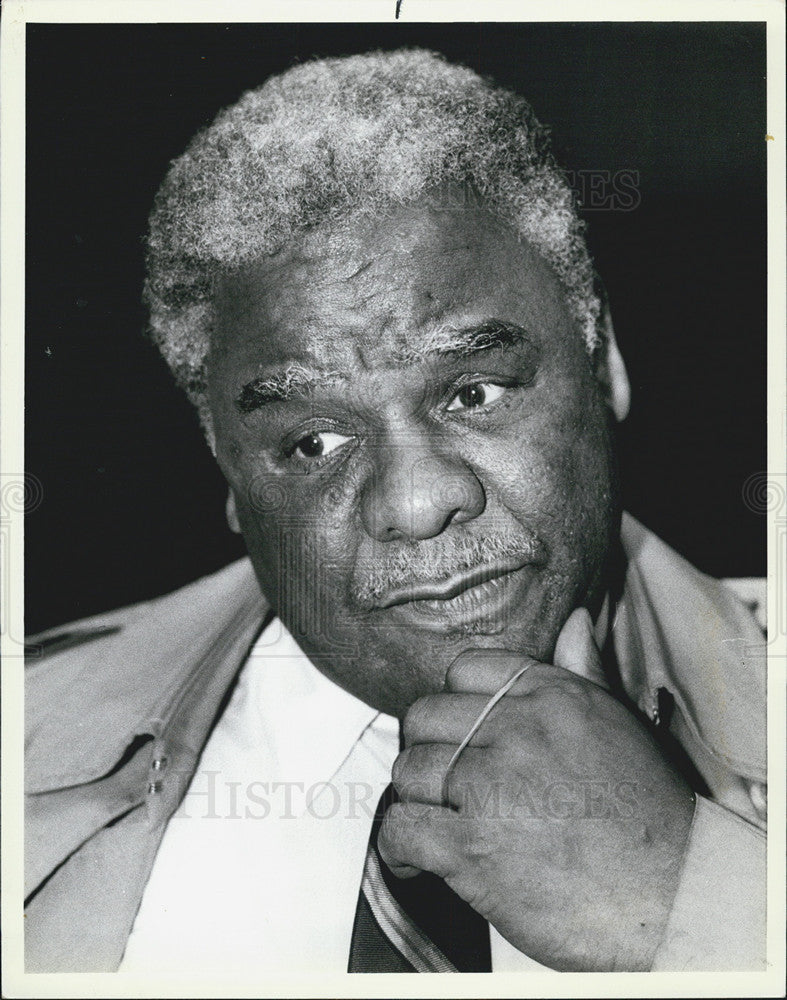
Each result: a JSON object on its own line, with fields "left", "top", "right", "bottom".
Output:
{"left": 25, "top": 22, "right": 767, "bottom": 634}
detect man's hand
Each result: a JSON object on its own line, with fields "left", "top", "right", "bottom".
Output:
{"left": 378, "top": 608, "right": 696, "bottom": 971}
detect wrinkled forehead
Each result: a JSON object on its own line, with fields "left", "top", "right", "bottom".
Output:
{"left": 210, "top": 196, "right": 575, "bottom": 374}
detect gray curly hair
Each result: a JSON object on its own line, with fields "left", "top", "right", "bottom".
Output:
{"left": 145, "top": 48, "right": 602, "bottom": 440}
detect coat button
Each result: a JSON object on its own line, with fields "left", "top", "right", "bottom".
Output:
{"left": 151, "top": 756, "right": 168, "bottom": 772}
{"left": 148, "top": 781, "right": 163, "bottom": 795}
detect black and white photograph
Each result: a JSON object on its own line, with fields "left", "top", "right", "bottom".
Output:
{"left": 3, "top": 4, "right": 785, "bottom": 995}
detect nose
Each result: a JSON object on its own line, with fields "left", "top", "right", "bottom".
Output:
{"left": 360, "top": 432, "right": 486, "bottom": 542}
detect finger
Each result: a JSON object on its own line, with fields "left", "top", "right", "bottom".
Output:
{"left": 553, "top": 607, "right": 609, "bottom": 690}
{"left": 378, "top": 800, "right": 460, "bottom": 880}
{"left": 402, "top": 692, "right": 496, "bottom": 747}
{"left": 445, "top": 648, "right": 546, "bottom": 695}
{"left": 392, "top": 742, "right": 486, "bottom": 808}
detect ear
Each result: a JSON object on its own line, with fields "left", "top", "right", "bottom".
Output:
{"left": 226, "top": 489, "right": 242, "bottom": 534}
{"left": 595, "top": 303, "right": 630, "bottom": 422}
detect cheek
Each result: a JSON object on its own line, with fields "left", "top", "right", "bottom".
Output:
{"left": 232, "top": 463, "right": 363, "bottom": 609}
{"left": 470, "top": 385, "right": 614, "bottom": 556}
{"left": 548, "top": 398, "right": 615, "bottom": 524}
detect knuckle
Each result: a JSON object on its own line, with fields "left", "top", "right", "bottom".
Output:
{"left": 391, "top": 747, "right": 410, "bottom": 787}
{"left": 531, "top": 674, "right": 593, "bottom": 721}
{"left": 555, "top": 673, "right": 593, "bottom": 707}
{"left": 450, "top": 758, "right": 490, "bottom": 811}
{"left": 488, "top": 700, "right": 520, "bottom": 737}
{"left": 447, "top": 648, "right": 521, "bottom": 691}
{"left": 528, "top": 681, "right": 555, "bottom": 707}
{"left": 445, "top": 650, "right": 483, "bottom": 690}
{"left": 525, "top": 661, "right": 555, "bottom": 686}
{"left": 402, "top": 695, "right": 433, "bottom": 744}
{"left": 397, "top": 745, "right": 444, "bottom": 801}
{"left": 379, "top": 802, "right": 405, "bottom": 850}
{"left": 459, "top": 816, "right": 498, "bottom": 863}
{"left": 531, "top": 676, "right": 569, "bottom": 704}
{"left": 401, "top": 702, "right": 420, "bottom": 746}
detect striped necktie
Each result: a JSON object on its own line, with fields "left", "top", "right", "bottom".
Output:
{"left": 347, "top": 783, "right": 492, "bottom": 972}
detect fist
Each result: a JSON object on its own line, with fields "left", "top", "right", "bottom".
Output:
{"left": 378, "top": 608, "right": 696, "bottom": 971}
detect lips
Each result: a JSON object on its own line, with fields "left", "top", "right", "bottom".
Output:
{"left": 376, "top": 556, "right": 530, "bottom": 609}
{"left": 374, "top": 556, "right": 538, "bottom": 634}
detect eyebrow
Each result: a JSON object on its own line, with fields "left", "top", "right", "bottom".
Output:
{"left": 236, "top": 363, "right": 346, "bottom": 413}
{"left": 235, "top": 319, "right": 530, "bottom": 414}
{"left": 399, "top": 318, "right": 530, "bottom": 362}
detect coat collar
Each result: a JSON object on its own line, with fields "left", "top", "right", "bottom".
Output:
{"left": 25, "top": 559, "right": 270, "bottom": 793}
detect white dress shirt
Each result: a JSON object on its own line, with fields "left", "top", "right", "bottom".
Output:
{"left": 118, "top": 618, "right": 547, "bottom": 974}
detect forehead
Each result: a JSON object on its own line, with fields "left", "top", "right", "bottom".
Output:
{"left": 210, "top": 199, "right": 578, "bottom": 375}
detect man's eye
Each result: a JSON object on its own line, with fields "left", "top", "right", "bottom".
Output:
{"left": 291, "top": 431, "right": 352, "bottom": 460}
{"left": 446, "top": 382, "right": 507, "bottom": 411}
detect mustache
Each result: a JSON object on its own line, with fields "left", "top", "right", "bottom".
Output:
{"left": 350, "top": 530, "right": 545, "bottom": 609}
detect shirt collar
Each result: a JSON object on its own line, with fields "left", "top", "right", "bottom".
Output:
{"left": 244, "top": 618, "right": 397, "bottom": 793}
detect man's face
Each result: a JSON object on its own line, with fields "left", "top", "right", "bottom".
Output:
{"left": 207, "top": 196, "right": 620, "bottom": 718}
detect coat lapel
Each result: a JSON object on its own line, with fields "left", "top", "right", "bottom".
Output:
{"left": 615, "top": 514, "right": 766, "bottom": 788}
{"left": 25, "top": 559, "right": 270, "bottom": 971}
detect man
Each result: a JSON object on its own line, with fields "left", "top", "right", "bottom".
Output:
{"left": 24, "top": 48, "right": 766, "bottom": 974}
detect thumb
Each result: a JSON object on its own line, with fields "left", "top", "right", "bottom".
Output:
{"left": 553, "top": 607, "right": 608, "bottom": 690}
